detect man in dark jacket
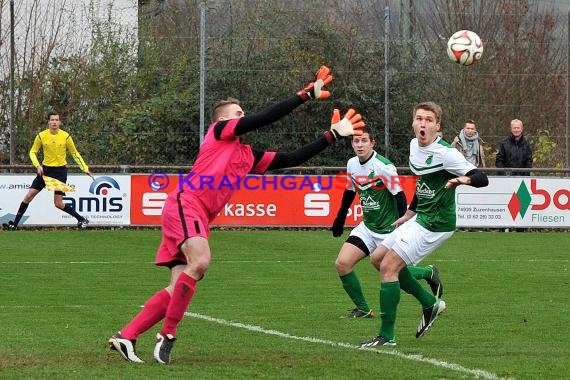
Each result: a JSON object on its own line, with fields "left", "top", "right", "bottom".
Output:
{"left": 495, "top": 119, "right": 532, "bottom": 176}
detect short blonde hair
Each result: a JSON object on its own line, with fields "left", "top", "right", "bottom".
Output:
{"left": 413, "top": 101, "right": 442, "bottom": 124}
{"left": 510, "top": 119, "right": 523, "bottom": 127}
{"left": 211, "top": 97, "right": 240, "bottom": 122}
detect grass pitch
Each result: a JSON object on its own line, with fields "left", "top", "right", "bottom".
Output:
{"left": 0, "top": 229, "right": 568, "bottom": 379}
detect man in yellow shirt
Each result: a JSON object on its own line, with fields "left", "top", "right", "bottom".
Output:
{"left": 3, "top": 112, "right": 93, "bottom": 230}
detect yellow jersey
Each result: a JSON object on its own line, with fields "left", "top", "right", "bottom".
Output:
{"left": 29, "top": 128, "right": 89, "bottom": 172}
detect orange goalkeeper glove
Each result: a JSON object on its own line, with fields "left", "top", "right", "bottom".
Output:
{"left": 330, "top": 108, "right": 365, "bottom": 140}
{"left": 297, "top": 65, "right": 333, "bottom": 101}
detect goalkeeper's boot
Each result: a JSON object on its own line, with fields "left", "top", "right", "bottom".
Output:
{"left": 2, "top": 221, "right": 17, "bottom": 230}
{"left": 359, "top": 336, "right": 396, "bottom": 348}
{"left": 416, "top": 299, "right": 446, "bottom": 338}
{"left": 154, "top": 333, "right": 176, "bottom": 364}
{"left": 425, "top": 265, "right": 444, "bottom": 299}
{"left": 77, "top": 218, "right": 89, "bottom": 229}
{"left": 108, "top": 332, "right": 144, "bottom": 363}
{"left": 348, "top": 308, "right": 374, "bottom": 318}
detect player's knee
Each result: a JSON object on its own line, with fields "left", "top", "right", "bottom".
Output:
{"left": 370, "top": 253, "right": 382, "bottom": 268}
{"left": 379, "top": 258, "right": 400, "bottom": 278}
{"left": 334, "top": 258, "right": 351, "bottom": 274}
{"left": 191, "top": 259, "right": 211, "bottom": 277}
{"left": 23, "top": 191, "right": 38, "bottom": 203}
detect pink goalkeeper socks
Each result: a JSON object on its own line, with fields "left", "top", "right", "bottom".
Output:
{"left": 121, "top": 289, "right": 171, "bottom": 340}
{"left": 161, "top": 272, "right": 197, "bottom": 337}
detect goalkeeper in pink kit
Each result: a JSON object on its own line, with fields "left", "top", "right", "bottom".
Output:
{"left": 109, "top": 66, "right": 365, "bottom": 364}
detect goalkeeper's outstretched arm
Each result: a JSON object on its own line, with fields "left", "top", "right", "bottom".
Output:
{"left": 232, "top": 65, "right": 333, "bottom": 136}
{"left": 266, "top": 133, "right": 333, "bottom": 170}
{"left": 233, "top": 95, "right": 304, "bottom": 136}
{"left": 266, "top": 108, "right": 366, "bottom": 170}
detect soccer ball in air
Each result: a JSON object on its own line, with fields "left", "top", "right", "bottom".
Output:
{"left": 446, "top": 30, "right": 483, "bottom": 66}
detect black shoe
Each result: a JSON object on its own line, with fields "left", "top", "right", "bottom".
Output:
{"left": 108, "top": 332, "right": 144, "bottom": 363}
{"left": 77, "top": 219, "right": 89, "bottom": 229}
{"left": 154, "top": 333, "right": 176, "bottom": 364}
{"left": 416, "top": 299, "right": 446, "bottom": 338}
{"left": 2, "top": 221, "right": 17, "bottom": 230}
{"left": 425, "top": 265, "right": 444, "bottom": 299}
{"left": 348, "top": 308, "right": 374, "bottom": 318}
{"left": 359, "top": 335, "right": 396, "bottom": 348}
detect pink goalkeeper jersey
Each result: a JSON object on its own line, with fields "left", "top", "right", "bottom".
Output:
{"left": 176, "top": 118, "right": 276, "bottom": 221}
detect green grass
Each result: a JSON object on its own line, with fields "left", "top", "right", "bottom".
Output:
{"left": 0, "top": 229, "right": 568, "bottom": 379}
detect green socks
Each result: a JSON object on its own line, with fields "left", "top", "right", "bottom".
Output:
{"left": 399, "top": 266, "right": 436, "bottom": 308}
{"left": 340, "top": 271, "right": 370, "bottom": 312}
{"left": 379, "top": 281, "right": 400, "bottom": 340}
{"left": 407, "top": 265, "right": 432, "bottom": 280}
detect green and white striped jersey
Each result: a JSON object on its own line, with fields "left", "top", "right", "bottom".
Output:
{"left": 409, "top": 137, "right": 476, "bottom": 232}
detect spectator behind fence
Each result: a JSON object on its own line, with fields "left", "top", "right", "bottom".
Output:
{"left": 451, "top": 119, "right": 486, "bottom": 168}
{"left": 495, "top": 119, "right": 532, "bottom": 176}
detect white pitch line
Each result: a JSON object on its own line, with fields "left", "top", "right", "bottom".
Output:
{"left": 185, "top": 312, "right": 512, "bottom": 380}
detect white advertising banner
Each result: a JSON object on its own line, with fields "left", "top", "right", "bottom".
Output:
{"left": 456, "top": 176, "right": 570, "bottom": 228}
{"left": 0, "top": 174, "right": 131, "bottom": 226}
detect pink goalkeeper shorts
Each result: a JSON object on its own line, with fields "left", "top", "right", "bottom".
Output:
{"left": 155, "top": 192, "right": 210, "bottom": 267}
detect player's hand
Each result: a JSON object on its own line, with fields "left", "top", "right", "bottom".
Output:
{"left": 392, "top": 216, "right": 405, "bottom": 228}
{"left": 331, "top": 215, "right": 346, "bottom": 237}
{"left": 445, "top": 176, "right": 470, "bottom": 189}
{"left": 297, "top": 65, "right": 333, "bottom": 101}
{"left": 86, "top": 171, "right": 95, "bottom": 181}
{"left": 36, "top": 165, "right": 44, "bottom": 176}
{"left": 392, "top": 210, "right": 415, "bottom": 228}
{"left": 330, "top": 108, "right": 365, "bottom": 139}
{"left": 392, "top": 215, "right": 409, "bottom": 228}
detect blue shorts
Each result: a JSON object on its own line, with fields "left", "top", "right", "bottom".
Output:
{"left": 31, "top": 166, "right": 68, "bottom": 195}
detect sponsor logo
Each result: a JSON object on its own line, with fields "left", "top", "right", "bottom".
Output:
{"left": 304, "top": 193, "right": 330, "bottom": 217}
{"left": 141, "top": 192, "right": 167, "bottom": 216}
{"left": 360, "top": 195, "right": 380, "bottom": 210}
{"left": 508, "top": 179, "right": 570, "bottom": 220}
{"left": 416, "top": 182, "right": 435, "bottom": 198}
{"left": 64, "top": 176, "right": 124, "bottom": 212}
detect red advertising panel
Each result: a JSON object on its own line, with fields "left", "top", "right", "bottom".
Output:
{"left": 130, "top": 174, "right": 417, "bottom": 226}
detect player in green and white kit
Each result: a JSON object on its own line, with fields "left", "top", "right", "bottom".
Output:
{"left": 359, "top": 102, "right": 488, "bottom": 347}
{"left": 331, "top": 128, "right": 443, "bottom": 319}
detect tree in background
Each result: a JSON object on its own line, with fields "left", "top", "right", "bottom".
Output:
{"left": 0, "top": 0, "right": 568, "bottom": 168}
{"left": 413, "top": 0, "right": 566, "bottom": 165}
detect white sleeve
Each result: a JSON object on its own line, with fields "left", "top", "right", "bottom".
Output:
{"left": 443, "top": 148, "right": 476, "bottom": 176}
{"left": 379, "top": 163, "right": 402, "bottom": 195}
